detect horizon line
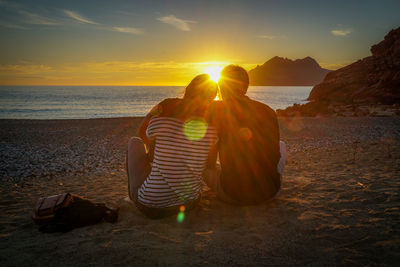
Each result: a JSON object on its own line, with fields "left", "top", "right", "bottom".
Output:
{"left": 0, "top": 84, "right": 188, "bottom": 87}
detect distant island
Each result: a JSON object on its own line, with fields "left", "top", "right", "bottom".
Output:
{"left": 248, "top": 56, "right": 331, "bottom": 86}
{"left": 277, "top": 26, "right": 400, "bottom": 117}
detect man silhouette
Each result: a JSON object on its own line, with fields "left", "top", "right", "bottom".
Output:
{"left": 206, "top": 65, "right": 286, "bottom": 204}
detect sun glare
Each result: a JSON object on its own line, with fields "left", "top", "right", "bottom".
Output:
{"left": 204, "top": 66, "right": 223, "bottom": 82}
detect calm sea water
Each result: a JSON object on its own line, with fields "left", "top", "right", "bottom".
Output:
{"left": 0, "top": 86, "right": 311, "bottom": 119}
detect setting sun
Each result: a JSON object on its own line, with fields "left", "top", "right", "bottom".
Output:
{"left": 204, "top": 66, "right": 224, "bottom": 82}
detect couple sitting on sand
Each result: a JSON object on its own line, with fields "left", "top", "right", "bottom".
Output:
{"left": 126, "top": 65, "right": 286, "bottom": 219}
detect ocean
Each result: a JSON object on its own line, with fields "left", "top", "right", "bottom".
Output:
{"left": 0, "top": 86, "right": 311, "bottom": 119}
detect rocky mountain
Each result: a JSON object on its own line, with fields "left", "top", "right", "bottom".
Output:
{"left": 308, "top": 26, "right": 400, "bottom": 105}
{"left": 248, "top": 56, "right": 331, "bottom": 86}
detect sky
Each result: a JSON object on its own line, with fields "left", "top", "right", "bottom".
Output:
{"left": 0, "top": 0, "right": 399, "bottom": 85}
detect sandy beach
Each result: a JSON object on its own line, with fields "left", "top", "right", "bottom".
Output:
{"left": 0, "top": 117, "right": 399, "bottom": 266}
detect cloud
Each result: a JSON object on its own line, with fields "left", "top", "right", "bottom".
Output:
{"left": 0, "top": 61, "right": 247, "bottom": 85}
{"left": 0, "top": 21, "right": 26, "bottom": 29}
{"left": 258, "top": 35, "right": 276, "bottom": 40}
{"left": 0, "top": 0, "right": 21, "bottom": 9}
{"left": 258, "top": 35, "right": 287, "bottom": 40}
{"left": 19, "top": 10, "right": 58, "bottom": 25}
{"left": 65, "top": 61, "right": 195, "bottom": 73}
{"left": 0, "top": 63, "right": 54, "bottom": 74}
{"left": 1, "top": 2, "right": 144, "bottom": 35}
{"left": 111, "top": 27, "right": 144, "bottom": 35}
{"left": 331, "top": 28, "right": 352, "bottom": 36}
{"left": 157, "top": 15, "right": 195, "bottom": 31}
{"left": 0, "top": 1, "right": 57, "bottom": 26}
{"left": 63, "top": 10, "right": 98, "bottom": 25}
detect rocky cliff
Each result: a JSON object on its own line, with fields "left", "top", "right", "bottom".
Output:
{"left": 248, "top": 56, "right": 331, "bottom": 86}
{"left": 308, "top": 27, "right": 400, "bottom": 105}
{"left": 277, "top": 27, "right": 400, "bottom": 117}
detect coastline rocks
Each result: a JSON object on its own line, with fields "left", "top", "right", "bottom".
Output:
{"left": 279, "top": 26, "right": 400, "bottom": 117}
{"left": 308, "top": 26, "right": 400, "bottom": 105}
{"left": 277, "top": 103, "right": 400, "bottom": 117}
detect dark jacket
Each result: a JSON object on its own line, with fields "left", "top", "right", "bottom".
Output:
{"left": 212, "top": 96, "right": 281, "bottom": 204}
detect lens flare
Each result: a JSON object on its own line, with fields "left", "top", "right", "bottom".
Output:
{"left": 239, "top": 127, "right": 253, "bottom": 140}
{"left": 183, "top": 119, "right": 208, "bottom": 141}
{"left": 177, "top": 211, "right": 185, "bottom": 223}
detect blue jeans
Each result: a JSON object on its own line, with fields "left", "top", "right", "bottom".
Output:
{"left": 126, "top": 137, "right": 151, "bottom": 202}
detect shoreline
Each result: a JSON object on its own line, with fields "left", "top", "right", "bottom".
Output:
{"left": 2, "top": 105, "right": 400, "bottom": 122}
{"left": 1, "top": 117, "right": 399, "bottom": 265}
{"left": 0, "top": 116, "right": 145, "bottom": 121}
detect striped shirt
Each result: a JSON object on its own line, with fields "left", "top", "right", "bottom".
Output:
{"left": 138, "top": 116, "right": 218, "bottom": 208}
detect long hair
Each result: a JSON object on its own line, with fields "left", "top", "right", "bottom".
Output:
{"left": 168, "top": 74, "right": 217, "bottom": 120}
{"left": 183, "top": 74, "right": 217, "bottom": 102}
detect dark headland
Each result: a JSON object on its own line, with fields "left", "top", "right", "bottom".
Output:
{"left": 248, "top": 56, "right": 331, "bottom": 86}
{"left": 278, "top": 26, "right": 400, "bottom": 117}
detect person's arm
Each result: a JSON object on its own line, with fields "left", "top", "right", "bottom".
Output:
{"left": 207, "top": 143, "right": 218, "bottom": 169}
{"left": 138, "top": 102, "right": 164, "bottom": 142}
{"left": 202, "top": 141, "right": 219, "bottom": 190}
{"left": 256, "top": 105, "right": 281, "bottom": 172}
{"left": 271, "top": 111, "right": 281, "bottom": 164}
{"left": 138, "top": 113, "right": 153, "bottom": 144}
{"left": 137, "top": 114, "right": 153, "bottom": 161}
{"left": 205, "top": 101, "right": 220, "bottom": 170}
{"left": 203, "top": 101, "right": 221, "bottom": 188}
{"left": 137, "top": 103, "right": 163, "bottom": 162}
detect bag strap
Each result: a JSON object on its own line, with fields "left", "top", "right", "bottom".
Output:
{"left": 35, "top": 197, "right": 46, "bottom": 215}
{"left": 35, "top": 193, "right": 71, "bottom": 216}
{"left": 51, "top": 193, "right": 71, "bottom": 213}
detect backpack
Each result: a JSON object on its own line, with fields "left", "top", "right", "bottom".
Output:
{"left": 31, "top": 193, "right": 119, "bottom": 233}
{"left": 31, "top": 193, "right": 73, "bottom": 224}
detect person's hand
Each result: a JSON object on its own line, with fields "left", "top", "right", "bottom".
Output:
{"left": 138, "top": 103, "right": 162, "bottom": 143}
{"left": 148, "top": 103, "right": 162, "bottom": 116}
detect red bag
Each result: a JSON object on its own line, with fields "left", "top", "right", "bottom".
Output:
{"left": 31, "top": 193, "right": 72, "bottom": 224}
